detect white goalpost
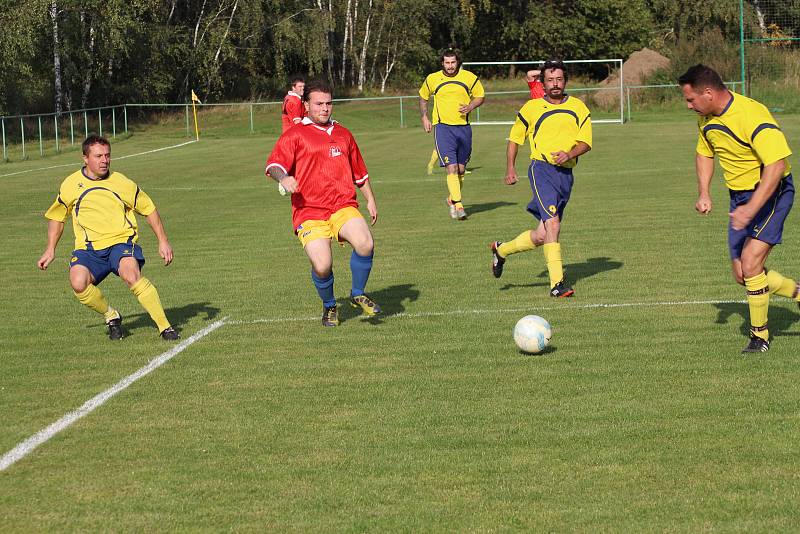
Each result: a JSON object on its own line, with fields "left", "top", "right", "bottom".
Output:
{"left": 462, "top": 59, "right": 624, "bottom": 125}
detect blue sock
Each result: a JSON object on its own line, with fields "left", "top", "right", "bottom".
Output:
{"left": 311, "top": 270, "right": 336, "bottom": 308}
{"left": 350, "top": 251, "right": 373, "bottom": 297}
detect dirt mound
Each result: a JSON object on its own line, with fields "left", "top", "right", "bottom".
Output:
{"left": 593, "top": 48, "right": 671, "bottom": 108}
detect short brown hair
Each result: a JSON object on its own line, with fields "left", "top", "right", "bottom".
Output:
{"left": 82, "top": 135, "right": 110, "bottom": 156}
{"left": 678, "top": 64, "right": 726, "bottom": 91}
{"left": 302, "top": 79, "right": 333, "bottom": 102}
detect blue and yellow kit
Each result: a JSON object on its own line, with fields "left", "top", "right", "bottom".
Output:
{"left": 44, "top": 168, "right": 156, "bottom": 251}
{"left": 696, "top": 91, "right": 792, "bottom": 190}
{"left": 508, "top": 95, "right": 592, "bottom": 169}
{"left": 419, "top": 68, "right": 485, "bottom": 125}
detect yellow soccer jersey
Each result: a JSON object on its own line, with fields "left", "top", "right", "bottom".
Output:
{"left": 508, "top": 95, "right": 592, "bottom": 169}
{"left": 44, "top": 168, "right": 156, "bottom": 251}
{"left": 419, "top": 68, "right": 485, "bottom": 126}
{"left": 695, "top": 91, "right": 792, "bottom": 191}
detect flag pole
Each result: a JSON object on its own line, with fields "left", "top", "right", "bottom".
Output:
{"left": 190, "top": 90, "right": 201, "bottom": 141}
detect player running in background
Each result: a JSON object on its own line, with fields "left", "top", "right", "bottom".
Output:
{"left": 489, "top": 59, "right": 592, "bottom": 298}
{"left": 679, "top": 64, "right": 799, "bottom": 353}
{"left": 526, "top": 68, "right": 545, "bottom": 99}
{"left": 37, "top": 135, "right": 180, "bottom": 341}
{"left": 419, "top": 48, "right": 485, "bottom": 220}
{"left": 278, "top": 75, "right": 306, "bottom": 196}
{"left": 266, "top": 79, "right": 380, "bottom": 327}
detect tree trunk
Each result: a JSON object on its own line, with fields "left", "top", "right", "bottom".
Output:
{"left": 81, "top": 14, "right": 95, "bottom": 109}
{"left": 357, "top": 0, "right": 372, "bottom": 91}
{"left": 341, "top": 0, "right": 352, "bottom": 84}
{"left": 49, "top": 0, "right": 63, "bottom": 115}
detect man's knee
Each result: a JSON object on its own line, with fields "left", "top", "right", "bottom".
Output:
{"left": 69, "top": 267, "right": 92, "bottom": 292}
{"left": 117, "top": 260, "right": 142, "bottom": 287}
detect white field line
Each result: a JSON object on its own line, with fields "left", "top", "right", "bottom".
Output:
{"left": 0, "top": 317, "right": 226, "bottom": 473}
{"left": 0, "top": 140, "right": 197, "bottom": 178}
{"left": 228, "top": 298, "right": 765, "bottom": 325}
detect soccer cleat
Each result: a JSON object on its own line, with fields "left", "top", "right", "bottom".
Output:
{"left": 446, "top": 198, "right": 457, "bottom": 219}
{"left": 278, "top": 182, "right": 288, "bottom": 196}
{"left": 322, "top": 305, "right": 339, "bottom": 327}
{"left": 489, "top": 241, "right": 505, "bottom": 278}
{"left": 106, "top": 315, "right": 124, "bottom": 340}
{"left": 160, "top": 326, "right": 180, "bottom": 341}
{"left": 455, "top": 206, "right": 467, "bottom": 220}
{"left": 350, "top": 294, "right": 382, "bottom": 316}
{"left": 742, "top": 334, "right": 769, "bottom": 353}
{"left": 549, "top": 281, "right": 575, "bottom": 298}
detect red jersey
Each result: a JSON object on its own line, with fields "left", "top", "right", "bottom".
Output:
{"left": 266, "top": 118, "right": 369, "bottom": 229}
{"left": 527, "top": 80, "right": 544, "bottom": 99}
{"left": 281, "top": 91, "right": 305, "bottom": 132}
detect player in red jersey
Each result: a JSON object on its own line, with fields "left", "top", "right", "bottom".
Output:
{"left": 281, "top": 75, "right": 306, "bottom": 132}
{"left": 526, "top": 69, "right": 545, "bottom": 99}
{"left": 266, "top": 79, "right": 380, "bottom": 327}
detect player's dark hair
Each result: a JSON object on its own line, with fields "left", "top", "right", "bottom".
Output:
{"left": 302, "top": 79, "right": 333, "bottom": 101}
{"left": 440, "top": 47, "right": 462, "bottom": 69}
{"left": 289, "top": 74, "right": 305, "bottom": 87}
{"left": 677, "top": 64, "right": 726, "bottom": 91}
{"left": 82, "top": 135, "right": 110, "bottom": 156}
{"left": 539, "top": 59, "right": 568, "bottom": 83}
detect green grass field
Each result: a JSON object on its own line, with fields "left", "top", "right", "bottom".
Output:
{"left": 2, "top": 111, "right": 800, "bottom": 531}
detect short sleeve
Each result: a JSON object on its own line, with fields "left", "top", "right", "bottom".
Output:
{"left": 750, "top": 123, "right": 792, "bottom": 166}
{"left": 419, "top": 76, "right": 432, "bottom": 100}
{"left": 696, "top": 124, "right": 714, "bottom": 158}
{"left": 132, "top": 187, "right": 156, "bottom": 216}
{"left": 507, "top": 104, "right": 532, "bottom": 145}
{"left": 471, "top": 78, "right": 485, "bottom": 99}
{"left": 266, "top": 130, "right": 298, "bottom": 176}
{"left": 44, "top": 195, "right": 69, "bottom": 222}
{"left": 348, "top": 132, "right": 369, "bottom": 186}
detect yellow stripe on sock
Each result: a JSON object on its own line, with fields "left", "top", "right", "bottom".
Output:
{"left": 744, "top": 271, "right": 770, "bottom": 341}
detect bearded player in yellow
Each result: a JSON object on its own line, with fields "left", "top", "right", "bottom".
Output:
{"left": 37, "top": 135, "right": 180, "bottom": 341}
{"left": 489, "top": 59, "right": 592, "bottom": 298}
{"left": 419, "top": 48, "right": 485, "bottom": 220}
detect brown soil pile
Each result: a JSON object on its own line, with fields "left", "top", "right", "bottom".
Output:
{"left": 593, "top": 48, "right": 671, "bottom": 108}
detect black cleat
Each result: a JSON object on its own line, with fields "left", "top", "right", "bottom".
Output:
{"left": 489, "top": 241, "right": 505, "bottom": 278}
{"left": 322, "top": 305, "right": 339, "bottom": 327}
{"left": 160, "top": 326, "right": 180, "bottom": 341}
{"left": 742, "top": 334, "right": 769, "bottom": 353}
{"left": 549, "top": 281, "right": 574, "bottom": 298}
{"left": 106, "top": 316, "right": 124, "bottom": 340}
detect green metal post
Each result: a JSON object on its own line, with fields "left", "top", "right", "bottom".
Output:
{"left": 98, "top": 109, "right": 103, "bottom": 136}
{"left": 185, "top": 105, "right": 190, "bottom": 137}
{"left": 70, "top": 112, "right": 74, "bottom": 145}
{"left": 250, "top": 104, "right": 254, "bottom": 133}
{"left": 38, "top": 115, "right": 43, "bottom": 156}
{"left": 55, "top": 114, "right": 59, "bottom": 153}
{"left": 626, "top": 87, "right": 631, "bottom": 122}
{"left": 84, "top": 111, "right": 88, "bottom": 138}
{"left": 112, "top": 107, "right": 116, "bottom": 138}
{"left": 399, "top": 97, "right": 404, "bottom": 128}
{"left": 1, "top": 119, "right": 6, "bottom": 161}
{"left": 124, "top": 105, "right": 128, "bottom": 133}
{"left": 739, "top": 0, "right": 746, "bottom": 96}
{"left": 20, "top": 118, "right": 26, "bottom": 160}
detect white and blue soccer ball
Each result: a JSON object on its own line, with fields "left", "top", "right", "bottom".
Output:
{"left": 513, "top": 315, "right": 552, "bottom": 353}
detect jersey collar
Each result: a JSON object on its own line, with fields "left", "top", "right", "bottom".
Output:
{"left": 301, "top": 116, "right": 337, "bottom": 134}
{"left": 287, "top": 91, "right": 302, "bottom": 99}
{"left": 81, "top": 167, "right": 109, "bottom": 181}
{"left": 714, "top": 91, "right": 734, "bottom": 116}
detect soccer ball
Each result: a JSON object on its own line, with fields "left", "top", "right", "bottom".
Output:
{"left": 513, "top": 315, "right": 552, "bottom": 353}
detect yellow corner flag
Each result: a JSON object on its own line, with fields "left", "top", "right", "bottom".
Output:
{"left": 190, "top": 90, "right": 201, "bottom": 141}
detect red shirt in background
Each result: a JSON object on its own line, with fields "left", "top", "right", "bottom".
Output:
{"left": 281, "top": 91, "right": 305, "bottom": 132}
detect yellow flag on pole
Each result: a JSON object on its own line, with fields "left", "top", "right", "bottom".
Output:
{"left": 191, "top": 90, "right": 202, "bottom": 103}
{"left": 190, "top": 90, "right": 201, "bottom": 141}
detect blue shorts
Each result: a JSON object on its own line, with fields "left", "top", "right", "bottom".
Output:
{"left": 526, "top": 159, "right": 574, "bottom": 221}
{"left": 728, "top": 174, "right": 795, "bottom": 259}
{"left": 70, "top": 242, "right": 146, "bottom": 284}
{"left": 433, "top": 124, "right": 472, "bottom": 167}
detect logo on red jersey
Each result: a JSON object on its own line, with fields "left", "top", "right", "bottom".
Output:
{"left": 329, "top": 146, "right": 342, "bottom": 158}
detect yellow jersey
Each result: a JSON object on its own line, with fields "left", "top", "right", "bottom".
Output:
{"left": 508, "top": 95, "right": 592, "bottom": 168}
{"left": 696, "top": 91, "right": 792, "bottom": 190}
{"left": 419, "top": 68, "right": 485, "bottom": 126}
{"left": 45, "top": 168, "right": 156, "bottom": 251}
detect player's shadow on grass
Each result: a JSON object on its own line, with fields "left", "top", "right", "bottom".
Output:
{"left": 713, "top": 302, "right": 800, "bottom": 337}
{"left": 93, "top": 302, "right": 221, "bottom": 336}
{"left": 337, "top": 283, "right": 420, "bottom": 325}
{"left": 466, "top": 201, "right": 516, "bottom": 217}
{"left": 500, "top": 256, "right": 623, "bottom": 291}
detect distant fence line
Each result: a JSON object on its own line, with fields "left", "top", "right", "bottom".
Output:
{"left": 0, "top": 82, "right": 741, "bottom": 162}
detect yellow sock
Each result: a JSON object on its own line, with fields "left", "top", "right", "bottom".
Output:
{"left": 74, "top": 284, "right": 110, "bottom": 316}
{"left": 766, "top": 269, "right": 799, "bottom": 299}
{"left": 427, "top": 149, "right": 438, "bottom": 170}
{"left": 744, "top": 271, "right": 770, "bottom": 341}
{"left": 498, "top": 230, "right": 536, "bottom": 258}
{"left": 458, "top": 173, "right": 464, "bottom": 188}
{"left": 542, "top": 242, "right": 564, "bottom": 288}
{"left": 130, "top": 277, "right": 171, "bottom": 332}
{"left": 446, "top": 173, "right": 462, "bottom": 209}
